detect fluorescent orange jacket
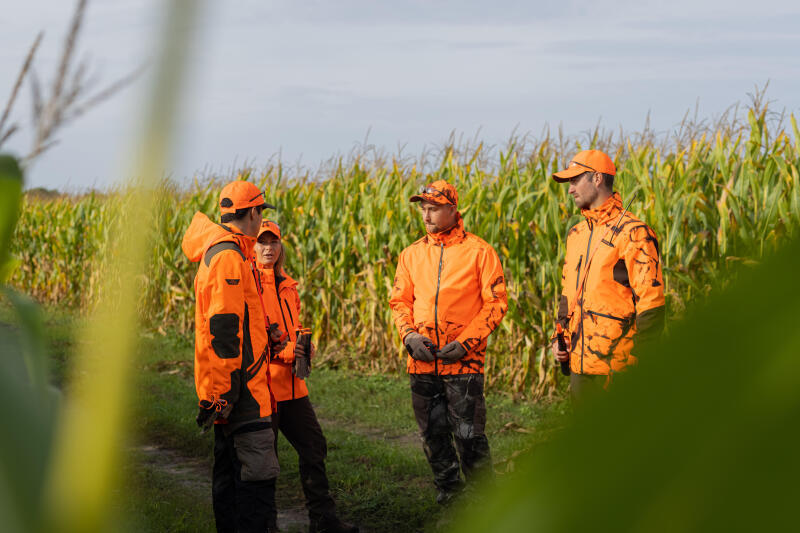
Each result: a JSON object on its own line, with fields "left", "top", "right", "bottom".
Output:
{"left": 182, "top": 212, "right": 273, "bottom": 423}
{"left": 255, "top": 265, "right": 309, "bottom": 403}
{"left": 557, "top": 192, "right": 666, "bottom": 375}
{"left": 390, "top": 216, "right": 508, "bottom": 375}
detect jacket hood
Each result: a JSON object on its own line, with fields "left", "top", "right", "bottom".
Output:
{"left": 182, "top": 212, "right": 255, "bottom": 262}
{"left": 426, "top": 215, "right": 467, "bottom": 246}
{"left": 581, "top": 192, "right": 623, "bottom": 226}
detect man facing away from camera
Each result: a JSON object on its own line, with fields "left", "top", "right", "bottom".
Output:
{"left": 182, "top": 180, "right": 281, "bottom": 532}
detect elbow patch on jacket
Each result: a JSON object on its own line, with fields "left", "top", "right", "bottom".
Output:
{"left": 210, "top": 313, "right": 240, "bottom": 359}
{"left": 490, "top": 275, "right": 506, "bottom": 298}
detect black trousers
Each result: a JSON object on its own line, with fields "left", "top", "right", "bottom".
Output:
{"left": 212, "top": 421, "right": 279, "bottom": 533}
{"left": 409, "top": 373, "right": 492, "bottom": 493}
{"left": 272, "top": 396, "right": 337, "bottom": 521}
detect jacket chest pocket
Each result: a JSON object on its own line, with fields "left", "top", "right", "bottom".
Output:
{"left": 585, "top": 309, "right": 634, "bottom": 346}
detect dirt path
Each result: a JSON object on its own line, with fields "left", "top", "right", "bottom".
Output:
{"left": 135, "top": 444, "right": 310, "bottom": 532}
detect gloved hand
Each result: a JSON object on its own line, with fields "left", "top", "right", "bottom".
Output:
{"left": 404, "top": 332, "right": 436, "bottom": 362}
{"left": 438, "top": 341, "right": 467, "bottom": 365}
{"left": 293, "top": 340, "right": 311, "bottom": 379}
{"left": 196, "top": 399, "right": 232, "bottom": 433}
{"left": 268, "top": 323, "right": 288, "bottom": 357}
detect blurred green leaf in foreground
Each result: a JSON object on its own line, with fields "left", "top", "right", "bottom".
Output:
{"left": 0, "top": 155, "right": 55, "bottom": 532}
{"left": 453, "top": 236, "right": 800, "bottom": 532}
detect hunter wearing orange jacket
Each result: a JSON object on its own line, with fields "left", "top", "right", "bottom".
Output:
{"left": 551, "top": 150, "right": 666, "bottom": 400}
{"left": 390, "top": 180, "right": 507, "bottom": 504}
{"left": 254, "top": 221, "right": 358, "bottom": 533}
{"left": 182, "top": 180, "right": 280, "bottom": 533}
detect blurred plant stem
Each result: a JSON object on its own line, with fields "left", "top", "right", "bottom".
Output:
{"left": 40, "top": 1, "right": 205, "bottom": 531}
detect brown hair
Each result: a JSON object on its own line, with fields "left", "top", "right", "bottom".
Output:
{"left": 272, "top": 241, "right": 286, "bottom": 277}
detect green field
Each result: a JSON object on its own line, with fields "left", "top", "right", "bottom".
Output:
{"left": 26, "top": 306, "right": 567, "bottom": 532}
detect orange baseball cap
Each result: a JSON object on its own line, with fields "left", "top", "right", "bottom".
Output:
{"left": 219, "top": 180, "right": 276, "bottom": 214}
{"left": 409, "top": 180, "right": 458, "bottom": 206}
{"left": 552, "top": 150, "right": 616, "bottom": 182}
{"left": 257, "top": 220, "right": 282, "bottom": 240}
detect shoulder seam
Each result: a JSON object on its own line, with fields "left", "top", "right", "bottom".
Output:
{"left": 204, "top": 241, "right": 245, "bottom": 267}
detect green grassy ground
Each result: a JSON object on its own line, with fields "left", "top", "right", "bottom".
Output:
{"left": 18, "top": 307, "right": 569, "bottom": 532}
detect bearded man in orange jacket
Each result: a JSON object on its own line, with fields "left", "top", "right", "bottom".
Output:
{"left": 390, "top": 180, "right": 508, "bottom": 504}
{"left": 182, "top": 180, "right": 281, "bottom": 533}
{"left": 551, "top": 150, "right": 665, "bottom": 401}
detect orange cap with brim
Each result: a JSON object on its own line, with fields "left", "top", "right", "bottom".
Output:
{"left": 219, "top": 180, "right": 276, "bottom": 214}
{"left": 409, "top": 180, "right": 458, "bottom": 206}
{"left": 257, "top": 220, "right": 282, "bottom": 240}
{"left": 552, "top": 150, "right": 616, "bottom": 182}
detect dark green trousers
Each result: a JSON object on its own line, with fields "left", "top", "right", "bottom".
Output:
{"left": 569, "top": 372, "right": 607, "bottom": 405}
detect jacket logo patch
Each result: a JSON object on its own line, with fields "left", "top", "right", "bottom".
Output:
{"left": 225, "top": 278, "right": 240, "bottom": 285}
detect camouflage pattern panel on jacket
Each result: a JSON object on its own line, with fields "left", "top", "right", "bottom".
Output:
{"left": 557, "top": 192, "right": 665, "bottom": 376}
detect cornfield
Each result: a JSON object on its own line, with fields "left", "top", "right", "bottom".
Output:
{"left": 11, "top": 98, "right": 800, "bottom": 398}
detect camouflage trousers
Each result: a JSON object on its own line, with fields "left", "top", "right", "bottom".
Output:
{"left": 409, "top": 373, "right": 492, "bottom": 493}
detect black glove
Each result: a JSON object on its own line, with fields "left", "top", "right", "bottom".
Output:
{"left": 438, "top": 341, "right": 467, "bottom": 365}
{"left": 196, "top": 400, "right": 218, "bottom": 432}
{"left": 293, "top": 338, "right": 311, "bottom": 379}
{"left": 404, "top": 332, "right": 436, "bottom": 362}
{"left": 196, "top": 399, "right": 232, "bottom": 433}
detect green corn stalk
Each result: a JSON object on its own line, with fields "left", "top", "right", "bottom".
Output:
{"left": 10, "top": 101, "right": 800, "bottom": 399}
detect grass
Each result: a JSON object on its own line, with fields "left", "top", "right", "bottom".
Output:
{"left": 14, "top": 305, "right": 568, "bottom": 532}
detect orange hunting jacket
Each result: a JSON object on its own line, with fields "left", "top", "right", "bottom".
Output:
{"left": 390, "top": 217, "right": 508, "bottom": 375}
{"left": 557, "top": 192, "right": 666, "bottom": 375}
{"left": 182, "top": 212, "right": 273, "bottom": 423}
{"left": 255, "top": 265, "right": 310, "bottom": 403}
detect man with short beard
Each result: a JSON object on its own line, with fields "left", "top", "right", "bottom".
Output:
{"left": 389, "top": 180, "right": 508, "bottom": 504}
{"left": 551, "top": 150, "right": 665, "bottom": 401}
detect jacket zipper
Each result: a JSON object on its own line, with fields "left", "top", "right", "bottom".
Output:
{"left": 275, "top": 285, "right": 290, "bottom": 336}
{"left": 587, "top": 310, "right": 626, "bottom": 322}
{"left": 283, "top": 299, "right": 295, "bottom": 327}
{"left": 433, "top": 242, "right": 445, "bottom": 376}
{"left": 274, "top": 282, "right": 294, "bottom": 399}
{"left": 580, "top": 222, "right": 594, "bottom": 374}
{"left": 249, "top": 262, "right": 274, "bottom": 410}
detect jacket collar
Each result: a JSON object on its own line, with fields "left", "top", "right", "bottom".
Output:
{"left": 220, "top": 223, "right": 256, "bottom": 258}
{"left": 257, "top": 264, "right": 298, "bottom": 292}
{"left": 426, "top": 215, "right": 467, "bottom": 246}
{"left": 581, "top": 192, "right": 623, "bottom": 226}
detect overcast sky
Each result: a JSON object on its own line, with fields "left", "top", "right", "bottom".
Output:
{"left": 2, "top": 0, "right": 799, "bottom": 190}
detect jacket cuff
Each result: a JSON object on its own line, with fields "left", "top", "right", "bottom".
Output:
{"left": 277, "top": 341, "right": 297, "bottom": 364}
{"left": 455, "top": 332, "right": 482, "bottom": 354}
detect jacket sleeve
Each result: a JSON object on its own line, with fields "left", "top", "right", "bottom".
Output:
{"left": 199, "top": 251, "right": 246, "bottom": 406}
{"left": 555, "top": 246, "right": 572, "bottom": 333}
{"left": 625, "top": 224, "right": 666, "bottom": 351}
{"left": 552, "top": 229, "right": 577, "bottom": 342}
{"left": 389, "top": 249, "right": 416, "bottom": 343}
{"left": 456, "top": 246, "right": 508, "bottom": 352}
